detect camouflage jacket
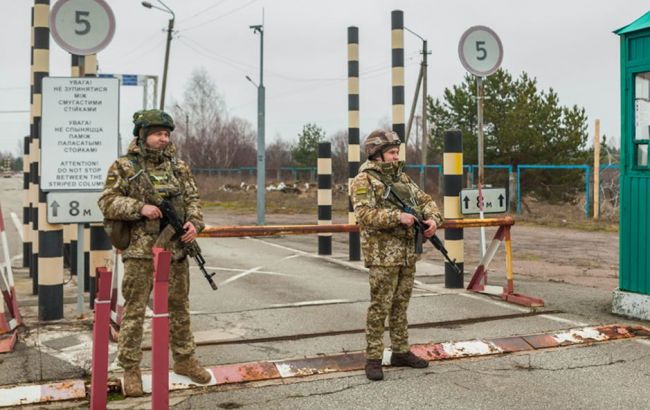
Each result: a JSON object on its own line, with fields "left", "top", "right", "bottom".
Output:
{"left": 98, "top": 139, "right": 204, "bottom": 260}
{"left": 351, "top": 160, "right": 443, "bottom": 267}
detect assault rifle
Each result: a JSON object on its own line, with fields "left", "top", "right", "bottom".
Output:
{"left": 155, "top": 200, "right": 218, "bottom": 291}
{"left": 383, "top": 187, "right": 463, "bottom": 276}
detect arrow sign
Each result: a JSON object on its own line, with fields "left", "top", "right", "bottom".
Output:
{"left": 50, "top": 201, "right": 60, "bottom": 217}
{"left": 47, "top": 192, "right": 103, "bottom": 223}
{"left": 460, "top": 187, "right": 507, "bottom": 215}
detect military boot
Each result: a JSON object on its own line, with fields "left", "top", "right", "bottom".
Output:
{"left": 122, "top": 367, "right": 144, "bottom": 397}
{"left": 173, "top": 356, "right": 212, "bottom": 384}
{"left": 390, "top": 351, "right": 429, "bottom": 368}
{"left": 365, "top": 359, "right": 384, "bottom": 381}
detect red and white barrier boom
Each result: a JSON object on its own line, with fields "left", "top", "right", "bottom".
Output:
{"left": 90, "top": 267, "right": 113, "bottom": 409}
{"left": 152, "top": 248, "right": 171, "bottom": 408}
{"left": 1, "top": 203, "right": 21, "bottom": 352}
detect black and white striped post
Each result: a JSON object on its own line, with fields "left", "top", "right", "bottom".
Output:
{"left": 31, "top": 0, "right": 48, "bottom": 290}
{"left": 347, "top": 26, "right": 361, "bottom": 261}
{"left": 34, "top": 0, "right": 66, "bottom": 320}
{"left": 443, "top": 129, "right": 464, "bottom": 288}
{"left": 391, "top": 10, "right": 406, "bottom": 160}
{"left": 317, "top": 142, "right": 332, "bottom": 255}
{"left": 22, "top": 134, "right": 30, "bottom": 268}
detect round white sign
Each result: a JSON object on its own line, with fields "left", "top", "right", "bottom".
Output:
{"left": 458, "top": 26, "right": 503, "bottom": 77}
{"left": 50, "top": 0, "right": 115, "bottom": 56}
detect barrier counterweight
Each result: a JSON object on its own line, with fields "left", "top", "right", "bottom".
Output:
{"left": 347, "top": 26, "right": 361, "bottom": 261}
{"left": 318, "top": 142, "right": 332, "bottom": 255}
{"left": 391, "top": 10, "right": 406, "bottom": 161}
{"left": 443, "top": 130, "right": 464, "bottom": 288}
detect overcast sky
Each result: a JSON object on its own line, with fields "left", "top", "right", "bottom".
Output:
{"left": 2, "top": 0, "right": 649, "bottom": 158}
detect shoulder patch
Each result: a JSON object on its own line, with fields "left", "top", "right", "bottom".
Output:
{"left": 355, "top": 187, "right": 368, "bottom": 195}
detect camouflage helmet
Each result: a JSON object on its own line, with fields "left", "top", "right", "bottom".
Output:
{"left": 132, "top": 109, "right": 175, "bottom": 136}
{"left": 364, "top": 129, "right": 401, "bottom": 159}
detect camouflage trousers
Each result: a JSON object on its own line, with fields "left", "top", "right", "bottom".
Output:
{"left": 118, "top": 258, "right": 196, "bottom": 369}
{"left": 366, "top": 265, "right": 416, "bottom": 360}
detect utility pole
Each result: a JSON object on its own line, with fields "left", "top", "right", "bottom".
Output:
{"left": 250, "top": 23, "right": 265, "bottom": 225}
{"left": 420, "top": 40, "right": 429, "bottom": 189}
{"left": 141, "top": 1, "right": 175, "bottom": 110}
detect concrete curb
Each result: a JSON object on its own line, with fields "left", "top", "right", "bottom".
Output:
{"left": 0, "top": 324, "right": 647, "bottom": 407}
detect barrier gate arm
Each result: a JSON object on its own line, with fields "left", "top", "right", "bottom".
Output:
{"left": 199, "top": 216, "right": 543, "bottom": 308}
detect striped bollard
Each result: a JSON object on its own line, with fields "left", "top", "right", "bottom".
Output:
{"left": 347, "top": 26, "right": 361, "bottom": 261}
{"left": 391, "top": 10, "right": 406, "bottom": 160}
{"left": 443, "top": 130, "right": 464, "bottom": 288}
{"left": 90, "top": 267, "right": 112, "bottom": 410}
{"left": 22, "top": 135, "right": 31, "bottom": 268}
{"left": 318, "top": 142, "right": 332, "bottom": 255}
{"left": 151, "top": 248, "right": 171, "bottom": 409}
{"left": 33, "top": 0, "right": 66, "bottom": 320}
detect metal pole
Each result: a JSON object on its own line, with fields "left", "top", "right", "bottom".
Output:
{"left": 76, "top": 224, "right": 84, "bottom": 317}
{"left": 593, "top": 119, "right": 601, "bottom": 219}
{"left": 256, "top": 25, "right": 266, "bottom": 225}
{"left": 421, "top": 40, "right": 429, "bottom": 190}
{"left": 160, "top": 17, "right": 174, "bottom": 110}
{"left": 476, "top": 76, "right": 486, "bottom": 258}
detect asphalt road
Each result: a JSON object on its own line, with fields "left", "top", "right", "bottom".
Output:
{"left": 2, "top": 176, "right": 649, "bottom": 409}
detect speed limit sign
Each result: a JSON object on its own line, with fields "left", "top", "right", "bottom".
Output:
{"left": 458, "top": 26, "right": 503, "bottom": 77}
{"left": 50, "top": 0, "right": 115, "bottom": 55}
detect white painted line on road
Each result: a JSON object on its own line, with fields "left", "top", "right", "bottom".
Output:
{"left": 460, "top": 291, "right": 588, "bottom": 326}
{"left": 248, "top": 237, "right": 370, "bottom": 273}
{"left": 635, "top": 339, "right": 650, "bottom": 347}
{"left": 280, "top": 254, "right": 301, "bottom": 261}
{"left": 220, "top": 266, "right": 263, "bottom": 287}
{"left": 267, "top": 299, "right": 350, "bottom": 308}
{"left": 459, "top": 292, "right": 532, "bottom": 313}
{"left": 538, "top": 314, "right": 587, "bottom": 326}
{"left": 192, "top": 266, "right": 289, "bottom": 276}
{"left": 10, "top": 212, "right": 23, "bottom": 241}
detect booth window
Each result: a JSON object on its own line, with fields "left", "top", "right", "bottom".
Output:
{"left": 635, "top": 72, "right": 650, "bottom": 167}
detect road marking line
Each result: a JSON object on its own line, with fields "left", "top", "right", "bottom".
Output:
{"left": 635, "top": 339, "right": 650, "bottom": 347}
{"left": 191, "top": 266, "right": 288, "bottom": 276}
{"left": 249, "top": 237, "right": 369, "bottom": 273}
{"left": 280, "top": 254, "right": 301, "bottom": 261}
{"left": 10, "top": 212, "right": 23, "bottom": 241}
{"left": 219, "top": 266, "right": 263, "bottom": 287}
{"left": 459, "top": 292, "right": 588, "bottom": 326}
{"left": 267, "top": 299, "right": 350, "bottom": 308}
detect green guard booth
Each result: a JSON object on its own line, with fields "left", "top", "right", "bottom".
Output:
{"left": 613, "top": 11, "right": 650, "bottom": 320}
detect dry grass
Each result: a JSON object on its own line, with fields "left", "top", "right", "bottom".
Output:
{"left": 196, "top": 175, "right": 619, "bottom": 232}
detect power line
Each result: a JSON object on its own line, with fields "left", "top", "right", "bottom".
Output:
{"left": 183, "top": 0, "right": 260, "bottom": 32}
{"left": 177, "top": 0, "right": 230, "bottom": 24}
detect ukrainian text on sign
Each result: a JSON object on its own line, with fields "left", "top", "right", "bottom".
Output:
{"left": 41, "top": 77, "right": 119, "bottom": 191}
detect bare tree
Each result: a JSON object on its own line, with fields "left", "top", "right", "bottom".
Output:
{"left": 330, "top": 130, "right": 348, "bottom": 183}
{"left": 172, "top": 67, "right": 256, "bottom": 169}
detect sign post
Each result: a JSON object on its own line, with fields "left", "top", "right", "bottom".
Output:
{"left": 41, "top": 77, "right": 118, "bottom": 316}
{"left": 49, "top": 0, "right": 115, "bottom": 56}
{"left": 458, "top": 26, "right": 503, "bottom": 257}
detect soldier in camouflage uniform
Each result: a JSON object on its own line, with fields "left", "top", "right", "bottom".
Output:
{"left": 98, "top": 109, "right": 211, "bottom": 397}
{"left": 350, "top": 129, "right": 443, "bottom": 381}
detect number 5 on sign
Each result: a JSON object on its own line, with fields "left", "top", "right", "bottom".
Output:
{"left": 49, "top": 0, "right": 115, "bottom": 56}
{"left": 458, "top": 26, "right": 503, "bottom": 77}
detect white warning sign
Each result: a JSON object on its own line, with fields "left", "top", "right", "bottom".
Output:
{"left": 41, "top": 77, "right": 119, "bottom": 191}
